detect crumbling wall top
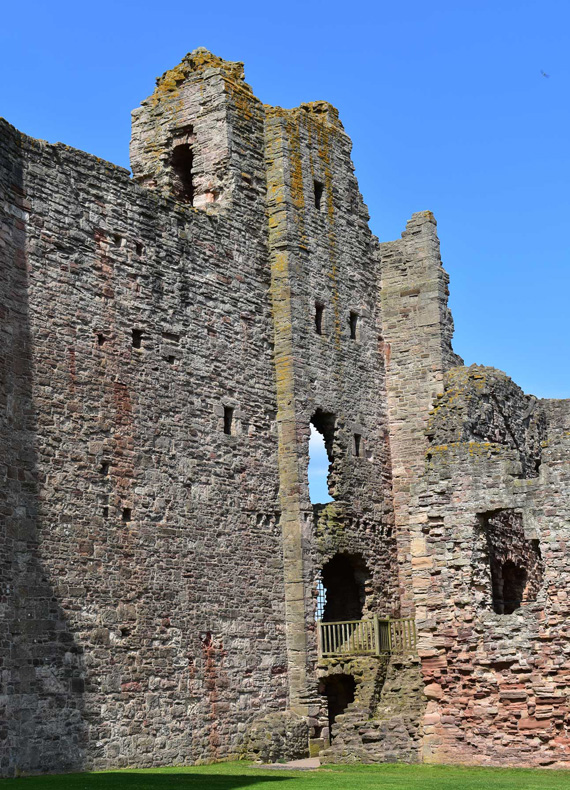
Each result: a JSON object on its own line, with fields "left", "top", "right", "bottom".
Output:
{"left": 427, "top": 364, "right": 547, "bottom": 477}
{"left": 152, "top": 47, "right": 252, "bottom": 97}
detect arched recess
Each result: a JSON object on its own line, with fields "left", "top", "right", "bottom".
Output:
{"left": 321, "top": 552, "right": 370, "bottom": 622}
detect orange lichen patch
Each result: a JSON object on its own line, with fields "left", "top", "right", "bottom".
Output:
{"left": 154, "top": 48, "right": 249, "bottom": 93}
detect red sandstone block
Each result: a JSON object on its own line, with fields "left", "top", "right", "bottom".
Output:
{"left": 518, "top": 717, "right": 551, "bottom": 730}
{"left": 425, "top": 683, "right": 444, "bottom": 700}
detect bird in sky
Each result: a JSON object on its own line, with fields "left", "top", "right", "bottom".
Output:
{"left": 541, "top": 70, "right": 550, "bottom": 78}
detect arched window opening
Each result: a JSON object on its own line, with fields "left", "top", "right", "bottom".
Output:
{"left": 321, "top": 552, "right": 370, "bottom": 622}
{"left": 171, "top": 143, "right": 194, "bottom": 204}
{"left": 319, "top": 674, "right": 356, "bottom": 739}
{"left": 308, "top": 410, "right": 336, "bottom": 504}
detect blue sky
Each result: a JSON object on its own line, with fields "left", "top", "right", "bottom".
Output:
{"left": 2, "top": 1, "right": 568, "bottom": 411}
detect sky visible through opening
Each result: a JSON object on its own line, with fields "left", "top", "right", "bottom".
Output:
{"left": 308, "top": 426, "right": 333, "bottom": 505}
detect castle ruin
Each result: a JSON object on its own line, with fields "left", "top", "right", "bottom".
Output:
{"left": 1, "top": 49, "right": 569, "bottom": 775}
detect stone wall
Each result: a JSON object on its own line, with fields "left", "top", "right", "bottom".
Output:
{"left": 1, "top": 48, "right": 569, "bottom": 775}
{"left": 264, "top": 100, "right": 398, "bottom": 721}
{"left": 412, "top": 370, "right": 570, "bottom": 767}
{"left": 378, "top": 212, "right": 462, "bottom": 618}
{"left": 0, "top": 54, "right": 288, "bottom": 774}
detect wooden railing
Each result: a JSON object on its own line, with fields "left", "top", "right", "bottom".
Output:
{"left": 317, "top": 615, "right": 416, "bottom": 658}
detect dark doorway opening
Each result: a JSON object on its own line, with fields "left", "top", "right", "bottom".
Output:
{"left": 320, "top": 674, "right": 356, "bottom": 738}
{"left": 493, "top": 560, "right": 528, "bottom": 614}
{"left": 171, "top": 143, "right": 194, "bottom": 204}
{"left": 321, "top": 552, "right": 369, "bottom": 622}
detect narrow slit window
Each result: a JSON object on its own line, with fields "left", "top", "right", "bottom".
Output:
{"left": 132, "top": 329, "right": 143, "bottom": 349}
{"left": 97, "top": 333, "right": 106, "bottom": 346}
{"left": 349, "top": 312, "right": 359, "bottom": 341}
{"left": 353, "top": 434, "right": 362, "bottom": 457}
{"left": 223, "top": 406, "right": 234, "bottom": 435}
{"left": 100, "top": 461, "right": 110, "bottom": 476}
{"left": 171, "top": 143, "right": 194, "bottom": 205}
{"left": 122, "top": 507, "right": 132, "bottom": 522}
{"left": 314, "top": 180, "right": 324, "bottom": 210}
{"left": 315, "top": 303, "right": 324, "bottom": 335}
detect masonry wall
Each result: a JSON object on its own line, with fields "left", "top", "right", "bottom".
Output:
{"left": 2, "top": 49, "right": 569, "bottom": 776}
{"left": 412, "top": 369, "right": 570, "bottom": 767}
{"left": 0, "top": 61, "right": 288, "bottom": 773}
{"left": 378, "top": 213, "right": 462, "bottom": 618}
{"left": 265, "top": 101, "right": 399, "bottom": 717}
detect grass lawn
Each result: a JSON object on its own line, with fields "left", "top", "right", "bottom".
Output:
{"left": 1, "top": 761, "right": 569, "bottom": 790}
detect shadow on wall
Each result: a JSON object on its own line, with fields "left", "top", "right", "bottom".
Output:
{"left": 1, "top": 130, "right": 88, "bottom": 777}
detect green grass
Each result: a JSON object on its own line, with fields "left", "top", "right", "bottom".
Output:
{"left": 2, "top": 761, "right": 569, "bottom": 790}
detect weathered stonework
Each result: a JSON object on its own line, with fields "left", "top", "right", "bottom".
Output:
{"left": 1, "top": 49, "right": 568, "bottom": 775}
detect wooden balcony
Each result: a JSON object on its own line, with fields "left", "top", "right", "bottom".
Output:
{"left": 317, "top": 615, "right": 416, "bottom": 659}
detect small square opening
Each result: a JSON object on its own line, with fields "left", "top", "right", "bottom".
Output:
{"left": 223, "top": 406, "right": 234, "bottom": 435}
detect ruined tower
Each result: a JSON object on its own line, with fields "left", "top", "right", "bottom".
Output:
{"left": 1, "top": 50, "right": 569, "bottom": 776}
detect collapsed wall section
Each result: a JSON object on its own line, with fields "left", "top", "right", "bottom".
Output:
{"left": 412, "top": 368, "right": 570, "bottom": 767}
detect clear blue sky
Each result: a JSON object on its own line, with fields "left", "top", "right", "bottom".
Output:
{"left": 2, "top": 0, "right": 568, "bottom": 402}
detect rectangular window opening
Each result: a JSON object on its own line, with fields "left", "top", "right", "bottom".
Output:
{"left": 223, "top": 406, "right": 234, "bottom": 435}
{"left": 171, "top": 143, "right": 194, "bottom": 205}
{"left": 132, "top": 329, "right": 143, "bottom": 349}
{"left": 314, "top": 180, "right": 324, "bottom": 211}
{"left": 122, "top": 507, "right": 132, "bottom": 522}
{"left": 354, "top": 434, "right": 362, "bottom": 457}
{"left": 315, "top": 303, "right": 324, "bottom": 335}
{"left": 349, "top": 312, "right": 359, "bottom": 341}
